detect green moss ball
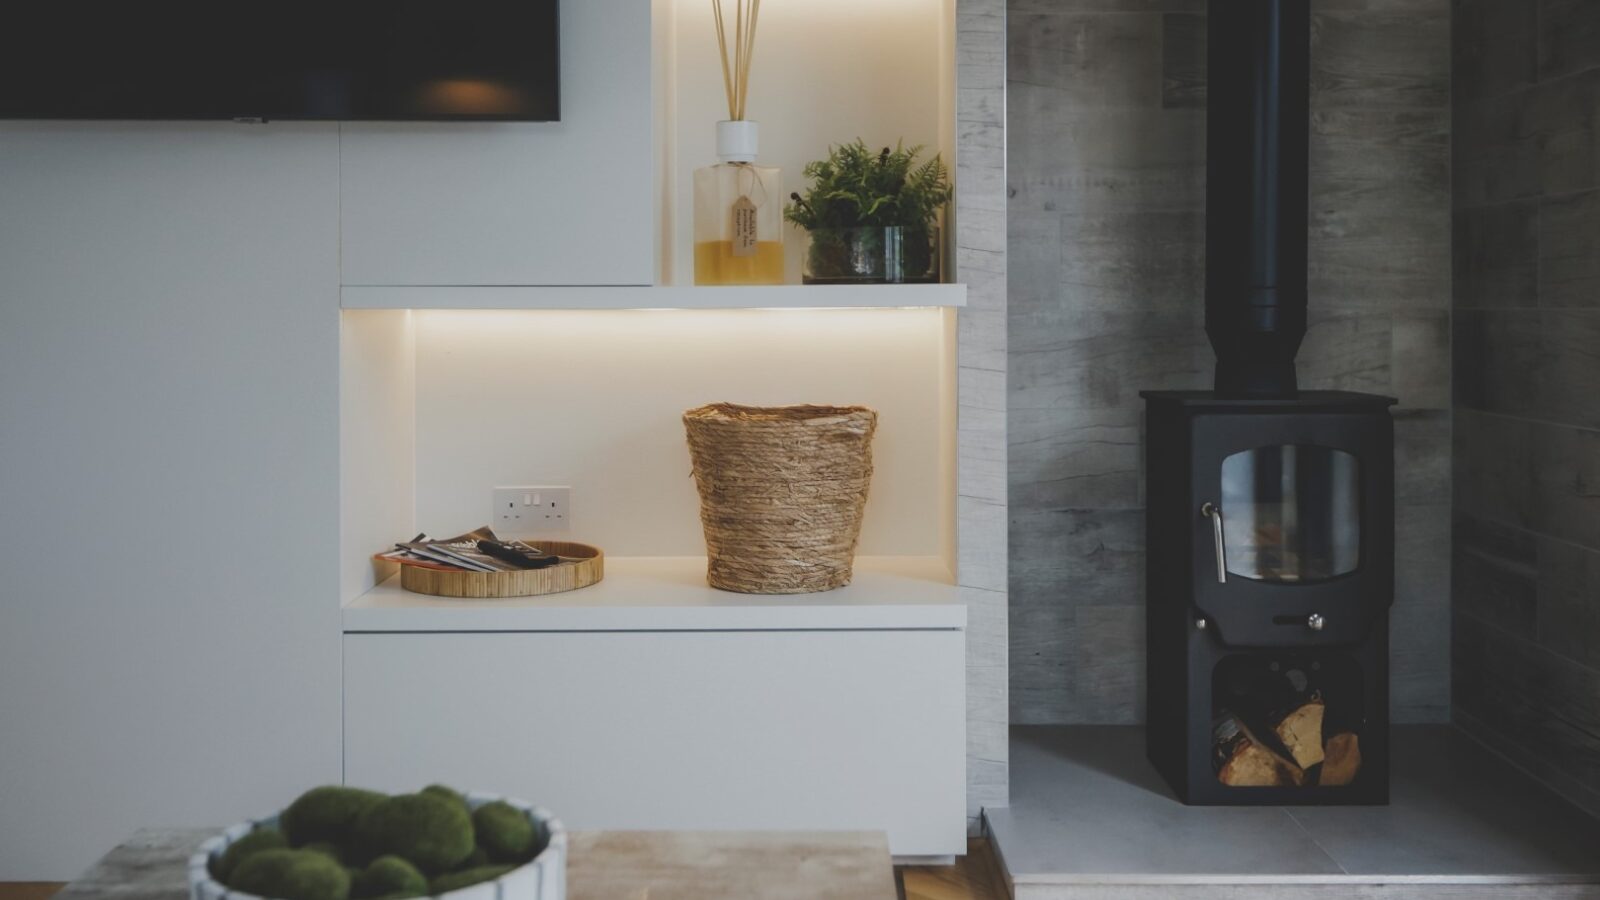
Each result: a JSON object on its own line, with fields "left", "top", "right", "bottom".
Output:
{"left": 359, "top": 855, "right": 427, "bottom": 899}
{"left": 419, "top": 785, "right": 469, "bottom": 814}
{"left": 457, "top": 846, "right": 490, "bottom": 869}
{"left": 282, "top": 786, "right": 387, "bottom": 848}
{"left": 427, "top": 865, "right": 514, "bottom": 895}
{"left": 216, "top": 828, "right": 289, "bottom": 881}
{"left": 471, "top": 802, "right": 538, "bottom": 864}
{"left": 300, "top": 842, "right": 351, "bottom": 865}
{"left": 228, "top": 848, "right": 352, "bottom": 900}
{"left": 355, "top": 793, "right": 475, "bottom": 875}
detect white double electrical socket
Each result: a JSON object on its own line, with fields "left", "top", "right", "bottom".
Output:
{"left": 492, "top": 486, "right": 571, "bottom": 532}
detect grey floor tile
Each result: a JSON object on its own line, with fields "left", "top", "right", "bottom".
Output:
{"left": 991, "top": 726, "right": 1600, "bottom": 886}
{"left": 1288, "top": 730, "right": 1600, "bottom": 877}
{"left": 988, "top": 727, "right": 1345, "bottom": 878}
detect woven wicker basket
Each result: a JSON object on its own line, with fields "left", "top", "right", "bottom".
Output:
{"left": 683, "top": 403, "right": 878, "bottom": 594}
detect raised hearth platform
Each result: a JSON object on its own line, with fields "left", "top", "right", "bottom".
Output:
{"left": 986, "top": 726, "right": 1600, "bottom": 898}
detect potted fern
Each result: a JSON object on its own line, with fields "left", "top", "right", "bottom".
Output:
{"left": 784, "top": 141, "right": 952, "bottom": 284}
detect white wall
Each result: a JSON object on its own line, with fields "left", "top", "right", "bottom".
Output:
{"left": 0, "top": 123, "right": 343, "bottom": 878}
{"left": 405, "top": 308, "right": 949, "bottom": 558}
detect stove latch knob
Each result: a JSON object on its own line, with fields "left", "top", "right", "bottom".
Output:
{"left": 1307, "top": 613, "right": 1326, "bottom": 632}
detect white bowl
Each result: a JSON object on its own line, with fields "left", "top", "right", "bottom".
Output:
{"left": 188, "top": 791, "right": 566, "bottom": 900}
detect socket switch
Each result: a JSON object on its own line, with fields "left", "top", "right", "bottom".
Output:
{"left": 492, "top": 486, "right": 571, "bottom": 532}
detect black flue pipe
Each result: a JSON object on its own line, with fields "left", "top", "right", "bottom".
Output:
{"left": 1205, "top": 0, "right": 1310, "bottom": 398}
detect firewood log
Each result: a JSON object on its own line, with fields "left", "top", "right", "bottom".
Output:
{"left": 1214, "top": 712, "right": 1306, "bottom": 787}
{"left": 1273, "top": 694, "right": 1326, "bottom": 770}
{"left": 1320, "top": 732, "right": 1362, "bottom": 786}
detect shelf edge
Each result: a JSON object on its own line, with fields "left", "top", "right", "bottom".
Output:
{"left": 341, "top": 557, "right": 967, "bottom": 633}
{"left": 340, "top": 284, "right": 968, "bottom": 310}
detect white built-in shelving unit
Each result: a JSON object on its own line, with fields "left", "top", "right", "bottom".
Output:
{"left": 335, "top": 0, "right": 969, "bottom": 859}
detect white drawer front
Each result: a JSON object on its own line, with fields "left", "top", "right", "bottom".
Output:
{"left": 343, "top": 629, "right": 965, "bottom": 856}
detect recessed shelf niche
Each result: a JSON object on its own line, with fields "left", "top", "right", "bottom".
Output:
{"left": 339, "top": 306, "right": 958, "bottom": 607}
{"left": 662, "top": 0, "right": 957, "bottom": 286}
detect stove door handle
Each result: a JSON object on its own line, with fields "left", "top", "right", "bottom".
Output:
{"left": 1201, "top": 501, "right": 1227, "bottom": 583}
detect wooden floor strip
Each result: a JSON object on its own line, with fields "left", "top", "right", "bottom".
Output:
{"left": 0, "top": 885, "right": 64, "bottom": 900}
{"left": 14, "top": 840, "right": 1004, "bottom": 900}
{"left": 900, "top": 839, "right": 1009, "bottom": 900}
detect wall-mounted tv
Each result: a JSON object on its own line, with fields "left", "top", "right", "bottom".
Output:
{"left": 0, "top": 1, "right": 559, "bottom": 122}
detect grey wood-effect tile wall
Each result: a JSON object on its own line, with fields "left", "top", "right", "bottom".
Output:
{"left": 959, "top": 0, "right": 1011, "bottom": 826}
{"left": 1453, "top": 0, "right": 1600, "bottom": 821}
{"left": 1007, "top": 0, "right": 1453, "bottom": 726}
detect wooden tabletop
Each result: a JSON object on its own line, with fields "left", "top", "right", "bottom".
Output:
{"left": 56, "top": 828, "right": 899, "bottom": 900}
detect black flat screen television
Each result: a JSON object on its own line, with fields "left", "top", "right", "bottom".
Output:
{"left": 0, "top": 1, "right": 560, "bottom": 121}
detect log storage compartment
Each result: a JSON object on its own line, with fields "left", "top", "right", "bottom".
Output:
{"left": 1211, "top": 653, "right": 1372, "bottom": 791}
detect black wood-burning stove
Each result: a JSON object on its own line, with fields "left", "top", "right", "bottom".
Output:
{"left": 1142, "top": 0, "right": 1394, "bottom": 805}
{"left": 1143, "top": 391, "right": 1394, "bottom": 804}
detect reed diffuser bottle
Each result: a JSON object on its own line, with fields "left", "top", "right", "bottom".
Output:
{"left": 694, "top": 0, "right": 782, "bottom": 285}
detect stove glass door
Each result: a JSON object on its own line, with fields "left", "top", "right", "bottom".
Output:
{"left": 1220, "top": 444, "right": 1360, "bottom": 582}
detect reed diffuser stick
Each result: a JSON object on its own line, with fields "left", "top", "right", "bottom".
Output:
{"left": 740, "top": 0, "right": 761, "bottom": 119}
{"left": 711, "top": 0, "right": 735, "bottom": 120}
{"left": 711, "top": 0, "right": 762, "bottom": 121}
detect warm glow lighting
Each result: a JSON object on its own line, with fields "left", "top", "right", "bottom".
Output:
{"left": 409, "top": 307, "right": 947, "bottom": 330}
{"left": 531, "top": 306, "right": 943, "bottom": 313}
{"left": 342, "top": 305, "right": 954, "bottom": 560}
{"left": 413, "top": 79, "right": 525, "bottom": 115}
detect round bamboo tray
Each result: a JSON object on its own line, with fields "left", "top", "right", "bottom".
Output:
{"left": 398, "top": 541, "right": 604, "bottom": 599}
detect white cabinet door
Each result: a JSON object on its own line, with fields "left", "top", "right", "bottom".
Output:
{"left": 339, "top": 0, "right": 655, "bottom": 287}
{"left": 344, "top": 630, "right": 966, "bottom": 857}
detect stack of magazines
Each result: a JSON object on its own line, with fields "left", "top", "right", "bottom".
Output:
{"left": 378, "top": 526, "right": 565, "bottom": 572}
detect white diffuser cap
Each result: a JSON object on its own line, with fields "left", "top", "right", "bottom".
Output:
{"left": 716, "top": 120, "right": 759, "bottom": 163}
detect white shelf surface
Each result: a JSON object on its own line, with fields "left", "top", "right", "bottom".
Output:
{"left": 340, "top": 284, "right": 967, "bottom": 310}
{"left": 343, "top": 555, "right": 965, "bottom": 633}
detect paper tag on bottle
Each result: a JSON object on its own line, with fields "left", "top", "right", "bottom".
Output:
{"left": 731, "top": 195, "right": 758, "bottom": 257}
